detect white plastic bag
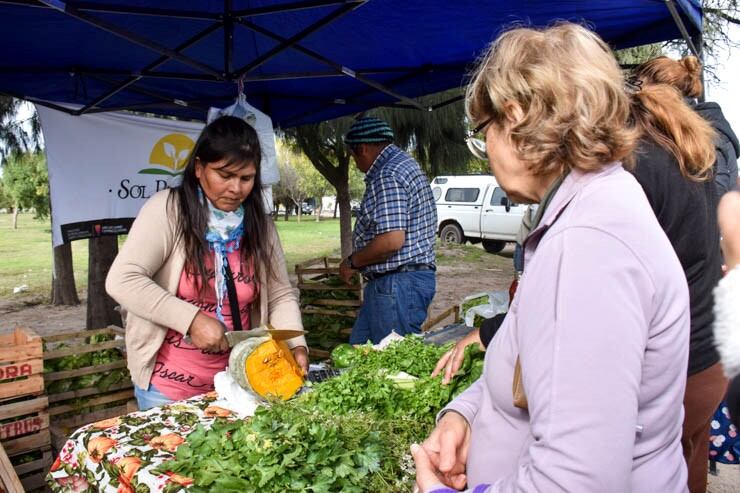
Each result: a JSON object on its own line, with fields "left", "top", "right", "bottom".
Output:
{"left": 212, "top": 369, "right": 261, "bottom": 418}
{"left": 461, "top": 290, "right": 509, "bottom": 327}
{"left": 208, "top": 94, "right": 280, "bottom": 186}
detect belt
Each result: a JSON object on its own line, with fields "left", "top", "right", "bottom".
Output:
{"left": 362, "top": 263, "right": 436, "bottom": 282}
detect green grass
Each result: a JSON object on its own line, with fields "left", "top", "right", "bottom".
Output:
{"left": 0, "top": 213, "right": 341, "bottom": 300}
{"left": 435, "top": 240, "right": 511, "bottom": 267}
{"left": 0, "top": 213, "right": 90, "bottom": 299}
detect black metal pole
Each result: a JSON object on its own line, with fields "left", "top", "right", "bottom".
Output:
{"left": 692, "top": 31, "right": 705, "bottom": 102}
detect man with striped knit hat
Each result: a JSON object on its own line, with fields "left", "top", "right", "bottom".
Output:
{"left": 339, "top": 116, "right": 437, "bottom": 344}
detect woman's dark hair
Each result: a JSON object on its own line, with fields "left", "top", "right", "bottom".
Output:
{"left": 167, "top": 116, "right": 274, "bottom": 294}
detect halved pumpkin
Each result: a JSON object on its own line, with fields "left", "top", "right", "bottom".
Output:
{"left": 229, "top": 336, "right": 304, "bottom": 401}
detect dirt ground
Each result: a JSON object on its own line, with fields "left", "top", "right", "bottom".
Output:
{"left": 1, "top": 245, "right": 737, "bottom": 490}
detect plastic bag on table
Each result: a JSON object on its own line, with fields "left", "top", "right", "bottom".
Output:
{"left": 461, "top": 290, "right": 509, "bottom": 327}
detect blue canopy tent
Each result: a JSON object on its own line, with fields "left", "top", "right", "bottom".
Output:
{"left": 0, "top": 0, "right": 702, "bottom": 127}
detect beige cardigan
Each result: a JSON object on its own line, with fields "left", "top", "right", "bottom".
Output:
{"left": 106, "top": 189, "right": 306, "bottom": 390}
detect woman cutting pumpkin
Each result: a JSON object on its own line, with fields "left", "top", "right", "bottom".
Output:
{"left": 106, "top": 116, "right": 308, "bottom": 411}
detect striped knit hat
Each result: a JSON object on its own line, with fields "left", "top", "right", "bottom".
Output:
{"left": 344, "top": 116, "right": 395, "bottom": 145}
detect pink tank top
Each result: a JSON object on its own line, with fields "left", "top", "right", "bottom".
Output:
{"left": 150, "top": 249, "right": 258, "bottom": 401}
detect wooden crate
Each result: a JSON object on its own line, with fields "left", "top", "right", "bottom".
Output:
{"left": 421, "top": 304, "right": 462, "bottom": 332}
{"left": 0, "top": 395, "right": 52, "bottom": 493}
{"left": 43, "top": 327, "right": 133, "bottom": 450}
{"left": 0, "top": 328, "right": 44, "bottom": 401}
{"left": 296, "top": 257, "right": 362, "bottom": 356}
{"left": 296, "top": 256, "right": 363, "bottom": 316}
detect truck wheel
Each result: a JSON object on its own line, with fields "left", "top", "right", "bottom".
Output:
{"left": 440, "top": 223, "right": 464, "bottom": 244}
{"left": 482, "top": 239, "right": 506, "bottom": 253}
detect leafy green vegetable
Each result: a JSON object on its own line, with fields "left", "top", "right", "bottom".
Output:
{"left": 158, "top": 336, "right": 486, "bottom": 491}
{"left": 158, "top": 404, "right": 415, "bottom": 493}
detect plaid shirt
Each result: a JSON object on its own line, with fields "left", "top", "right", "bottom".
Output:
{"left": 353, "top": 144, "right": 437, "bottom": 274}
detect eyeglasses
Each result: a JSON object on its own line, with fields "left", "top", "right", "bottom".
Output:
{"left": 465, "top": 117, "right": 493, "bottom": 161}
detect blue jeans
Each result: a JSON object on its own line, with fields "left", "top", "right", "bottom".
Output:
{"left": 350, "top": 270, "right": 436, "bottom": 345}
{"left": 134, "top": 383, "right": 174, "bottom": 411}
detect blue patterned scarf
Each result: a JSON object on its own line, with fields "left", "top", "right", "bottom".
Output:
{"left": 202, "top": 192, "right": 244, "bottom": 324}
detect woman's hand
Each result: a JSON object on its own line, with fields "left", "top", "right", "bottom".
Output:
{"left": 292, "top": 346, "right": 309, "bottom": 374}
{"left": 187, "top": 312, "right": 229, "bottom": 352}
{"left": 719, "top": 190, "right": 740, "bottom": 271}
{"left": 412, "top": 443, "right": 461, "bottom": 493}
{"left": 417, "top": 411, "right": 470, "bottom": 490}
{"left": 432, "top": 329, "right": 484, "bottom": 385}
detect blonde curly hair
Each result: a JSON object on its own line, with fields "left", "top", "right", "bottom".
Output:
{"left": 466, "top": 23, "right": 637, "bottom": 175}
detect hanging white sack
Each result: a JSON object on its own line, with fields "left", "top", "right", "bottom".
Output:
{"left": 207, "top": 94, "right": 280, "bottom": 186}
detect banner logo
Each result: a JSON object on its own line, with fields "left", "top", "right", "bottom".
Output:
{"left": 139, "top": 133, "right": 195, "bottom": 176}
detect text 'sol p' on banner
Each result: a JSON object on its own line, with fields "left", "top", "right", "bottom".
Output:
{"left": 38, "top": 107, "right": 204, "bottom": 246}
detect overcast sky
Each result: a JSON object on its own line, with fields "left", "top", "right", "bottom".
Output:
{"left": 705, "top": 23, "right": 739, "bottom": 131}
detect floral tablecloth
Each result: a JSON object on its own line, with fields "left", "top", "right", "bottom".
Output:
{"left": 47, "top": 392, "right": 239, "bottom": 493}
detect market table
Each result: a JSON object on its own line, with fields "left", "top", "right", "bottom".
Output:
{"left": 46, "top": 391, "right": 234, "bottom": 493}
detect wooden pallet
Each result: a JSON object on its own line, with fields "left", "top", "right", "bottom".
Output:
{"left": 43, "top": 326, "right": 134, "bottom": 451}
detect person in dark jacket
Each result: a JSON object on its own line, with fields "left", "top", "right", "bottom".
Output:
{"left": 629, "top": 64, "right": 726, "bottom": 493}
{"left": 694, "top": 101, "right": 739, "bottom": 193}
{"left": 633, "top": 56, "right": 739, "bottom": 196}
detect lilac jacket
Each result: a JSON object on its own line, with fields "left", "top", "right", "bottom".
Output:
{"left": 434, "top": 164, "right": 690, "bottom": 493}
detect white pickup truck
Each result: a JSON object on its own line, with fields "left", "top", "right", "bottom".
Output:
{"left": 431, "top": 175, "right": 525, "bottom": 253}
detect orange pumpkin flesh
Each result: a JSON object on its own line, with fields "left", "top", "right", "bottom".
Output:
{"left": 244, "top": 339, "right": 304, "bottom": 400}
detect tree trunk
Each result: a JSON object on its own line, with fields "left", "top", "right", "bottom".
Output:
{"left": 333, "top": 201, "right": 338, "bottom": 219}
{"left": 336, "top": 183, "right": 352, "bottom": 257}
{"left": 51, "top": 242, "right": 79, "bottom": 305}
{"left": 12, "top": 206, "right": 18, "bottom": 229}
{"left": 315, "top": 196, "right": 321, "bottom": 222}
{"left": 87, "top": 236, "right": 122, "bottom": 329}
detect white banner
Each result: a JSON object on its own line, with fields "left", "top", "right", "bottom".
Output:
{"left": 38, "top": 107, "right": 204, "bottom": 246}
{"left": 38, "top": 107, "right": 277, "bottom": 246}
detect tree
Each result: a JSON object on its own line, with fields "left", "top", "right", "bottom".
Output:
{"left": 1, "top": 151, "right": 49, "bottom": 228}
{"left": 275, "top": 140, "right": 334, "bottom": 222}
{"left": 0, "top": 180, "right": 11, "bottom": 210}
{"left": 614, "top": 2, "right": 740, "bottom": 82}
{"left": 284, "top": 118, "right": 356, "bottom": 256}
{"left": 376, "top": 89, "right": 474, "bottom": 177}
{"left": 87, "top": 235, "right": 121, "bottom": 328}
{"left": 273, "top": 153, "right": 306, "bottom": 221}
{"left": 0, "top": 97, "right": 41, "bottom": 160}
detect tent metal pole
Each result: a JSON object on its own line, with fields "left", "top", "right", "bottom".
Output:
{"left": 224, "top": 0, "right": 234, "bottom": 78}
{"left": 282, "top": 64, "right": 434, "bottom": 125}
{"left": 235, "top": 17, "right": 427, "bottom": 111}
{"left": 233, "top": 0, "right": 365, "bottom": 18}
{"left": 664, "top": 0, "right": 701, "bottom": 58}
{"left": 85, "top": 74, "right": 211, "bottom": 112}
{"left": 38, "top": 1, "right": 224, "bottom": 79}
{"left": 61, "top": 2, "right": 220, "bottom": 20}
{"left": 233, "top": 2, "right": 365, "bottom": 78}
{"left": 0, "top": 0, "right": 222, "bottom": 20}
{"left": 78, "top": 22, "right": 224, "bottom": 114}
{"left": 692, "top": 31, "right": 706, "bottom": 102}
{"left": 0, "top": 91, "right": 77, "bottom": 115}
